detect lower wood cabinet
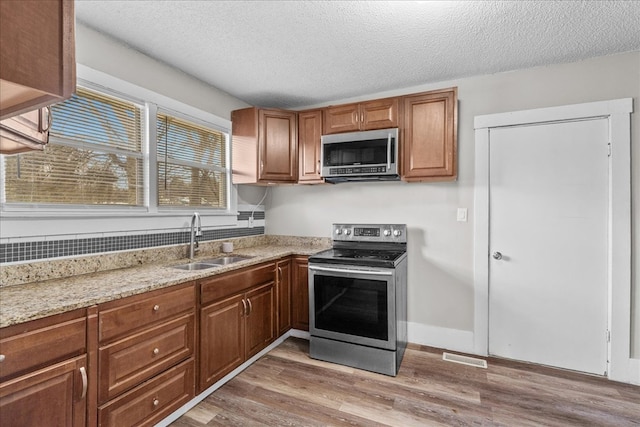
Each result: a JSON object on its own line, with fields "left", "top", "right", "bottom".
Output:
{"left": 199, "top": 262, "right": 276, "bottom": 392}
{"left": 97, "top": 281, "right": 196, "bottom": 427}
{"left": 98, "top": 358, "right": 194, "bottom": 427}
{"left": 276, "top": 257, "right": 292, "bottom": 335}
{"left": 292, "top": 256, "right": 310, "bottom": 331}
{"left": 0, "top": 309, "right": 89, "bottom": 427}
{"left": 0, "top": 255, "right": 311, "bottom": 426}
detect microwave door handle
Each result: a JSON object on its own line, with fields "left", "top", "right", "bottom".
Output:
{"left": 387, "top": 134, "right": 392, "bottom": 171}
{"left": 309, "top": 265, "right": 393, "bottom": 276}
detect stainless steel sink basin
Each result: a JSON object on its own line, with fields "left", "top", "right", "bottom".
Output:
{"left": 171, "top": 255, "right": 253, "bottom": 270}
{"left": 172, "top": 262, "right": 221, "bottom": 271}
{"left": 198, "top": 255, "right": 254, "bottom": 265}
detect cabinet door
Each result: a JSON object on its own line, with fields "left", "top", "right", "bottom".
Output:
{"left": 323, "top": 103, "right": 360, "bottom": 134}
{"left": 245, "top": 282, "right": 276, "bottom": 359}
{"left": 276, "top": 259, "right": 292, "bottom": 335}
{"left": 401, "top": 88, "right": 457, "bottom": 181}
{"left": 0, "top": 355, "right": 87, "bottom": 427}
{"left": 361, "top": 98, "right": 399, "bottom": 131}
{"left": 199, "top": 294, "right": 245, "bottom": 391}
{"left": 0, "top": 0, "right": 75, "bottom": 120}
{"left": 292, "top": 257, "right": 309, "bottom": 331}
{"left": 298, "top": 110, "right": 323, "bottom": 183}
{"left": 258, "top": 109, "right": 297, "bottom": 182}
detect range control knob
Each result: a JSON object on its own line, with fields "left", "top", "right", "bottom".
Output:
{"left": 344, "top": 229, "right": 351, "bottom": 235}
{"left": 393, "top": 230, "right": 402, "bottom": 237}
{"left": 383, "top": 229, "right": 391, "bottom": 236}
{"left": 335, "top": 228, "right": 342, "bottom": 235}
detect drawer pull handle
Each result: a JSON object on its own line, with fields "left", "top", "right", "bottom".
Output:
{"left": 153, "top": 348, "right": 160, "bottom": 355}
{"left": 0, "top": 354, "right": 5, "bottom": 362}
{"left": 241, "top": 299, "right": 247, "bottom": 317}
{"left": 247, "top": 298, "right": 253, "bottom": 315}
{"left": 153, "top": 398, "right": 160, "bottom": 407}
{"left": 80, "top": 366, "right": 88, "bottom": 399}
{"left": 153, "top": 304, "right": 160, "bottom": 312}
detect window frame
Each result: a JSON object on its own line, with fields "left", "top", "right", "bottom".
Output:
{"left": 0, "top": 65, "right": 237, "bottom": 229}
{"left": 154, "top": 107, "right": 231, "bottom": 213}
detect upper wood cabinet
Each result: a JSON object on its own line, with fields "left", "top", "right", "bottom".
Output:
{"left": 297, "top": 109, "right": 324, "bottom": 183}
{"left": 232, "top": 107, "right": 298, "bottom": 184}
{"left": 323, "top": 97, "right": 399, "bottom": 135}
{"left": 401, "top": 88, "right": 458, "bottom": 182}
{"left": 0, "top": 0, "right": 76, "bottom": 120}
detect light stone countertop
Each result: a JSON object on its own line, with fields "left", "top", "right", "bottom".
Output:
{"left": 0, "top": 237, "right": 331, "bottom": 329}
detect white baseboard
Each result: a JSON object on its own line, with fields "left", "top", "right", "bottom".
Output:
{"left": 629, "top": 357, "right": 640, "bottom": 385}
{"left": 407, "top": 322, "right": 476, "bottom": 355}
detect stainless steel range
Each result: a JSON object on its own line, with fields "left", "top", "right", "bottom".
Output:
{"left": 308, "top": 223, "right": 408, "bottom": 376}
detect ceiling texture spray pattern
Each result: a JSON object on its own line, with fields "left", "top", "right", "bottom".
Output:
{"left": 75, "top": 0, "right": 640, "bottom": 109}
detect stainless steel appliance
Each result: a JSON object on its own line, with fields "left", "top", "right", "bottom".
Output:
{"left": 320, "top": 128, "right": 399, "bottom": 183}
{"left": 308, "top": 223, "right": 407, "bottom": 376}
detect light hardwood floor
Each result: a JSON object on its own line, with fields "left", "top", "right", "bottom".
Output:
{"left": 171, "top": 338, "right": 640, "bottom": 426}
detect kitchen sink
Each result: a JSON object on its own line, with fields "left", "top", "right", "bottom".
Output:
{"left": 172, "top": 262, "right": 221, "bottom": 271}
{"left": 197, "top": 255, "right": 254, "bottom": 265}
{"left": 171, "top": 255, "right": 254, "bottom": 271}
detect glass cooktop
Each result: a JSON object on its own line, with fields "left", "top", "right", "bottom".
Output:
{"left": 309, "top": 248, "right": 406, "bottom": 268}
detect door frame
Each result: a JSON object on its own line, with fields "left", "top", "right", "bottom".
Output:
{"left": 473, "top": 98, "right": 633, "bottom": 382}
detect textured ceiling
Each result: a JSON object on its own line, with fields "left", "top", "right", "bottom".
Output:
{"left": 75, "top": 0, "right": 640, "bottom": 109}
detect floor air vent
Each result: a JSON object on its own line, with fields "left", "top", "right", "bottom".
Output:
{"left": 442, "top": 352, "right": 488, "bottom": 369}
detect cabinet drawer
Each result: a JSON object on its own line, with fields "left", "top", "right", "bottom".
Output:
{"left": 99, "top": 313, "right": 195, "bottom": 403}
{"left": 99, "top": 284, "right": 194, "bottom": 342}
{"left": 98, "top": 358, "right": 194, "bottom": 427}
{"left": 201, "top": 262, "right": 274, "bottom": 305}
{"left": 0, "top": 310, "right": 86, "bottom": 381}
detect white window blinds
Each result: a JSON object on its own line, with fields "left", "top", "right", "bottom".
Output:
{"left": 156, "top": 113, "right": 227, "bottom": 209}
{"left": 2, "top": 87, "right": 144, "bottom": 206}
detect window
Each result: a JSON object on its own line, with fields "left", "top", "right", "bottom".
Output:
{"left": 157, "top": 113, "right": 227, "bottom": 209}
{"left": 1, "top": 84, "right": 231, "bottom": 212}
{"left": 2, "top": 87, "right": 144, "bottom": 206}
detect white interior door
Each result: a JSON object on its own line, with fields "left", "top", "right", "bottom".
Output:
{"left": 488, "top": 118, "right": 609, "bottom": 375}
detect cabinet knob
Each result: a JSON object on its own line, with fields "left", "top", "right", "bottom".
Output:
{"left": 0, "top": 354, "right": 5, "bottom": 362}
{"left": 153, "top": 398, "right": 160, "bottom": 407}
{"left": 153, "top": 304, "right": 160, "bottom": 312}
{"left": 153, "top": 348, "right": 160, "bottom": 355}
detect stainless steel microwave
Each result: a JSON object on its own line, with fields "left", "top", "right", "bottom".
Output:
{"left": 320, "top": 128, "right": 399, "bottom": 183}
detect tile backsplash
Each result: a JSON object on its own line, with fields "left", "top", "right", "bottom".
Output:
{"left": 0, "top": 211, "right": 265, "bottom": 264}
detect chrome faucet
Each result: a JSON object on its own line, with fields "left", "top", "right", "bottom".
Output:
{"left": 189, "top": 212, "right": 202, "bottom": 260}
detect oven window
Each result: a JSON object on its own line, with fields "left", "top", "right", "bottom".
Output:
{"left": 313, "top": 275, "right": 388, "bottom": 341}
{"left": 323, "top": 138, "right": 395, "bottom": 166}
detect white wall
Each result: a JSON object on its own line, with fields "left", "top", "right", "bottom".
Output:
{"left": 76, "top": 24, "right": 249, "bottom": 120}
{"left": 265, "top": 52, "right": 640, "bottom": 358}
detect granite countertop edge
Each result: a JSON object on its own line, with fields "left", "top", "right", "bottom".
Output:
{"left": 0, "top": 243, "right": 330, "bottom": 328}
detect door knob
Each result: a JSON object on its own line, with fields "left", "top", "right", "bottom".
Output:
{"left": 492, "top": 251, "right": 503, "bottom": 260}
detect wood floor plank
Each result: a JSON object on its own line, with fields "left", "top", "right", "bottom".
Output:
{"left": 170, "top": 338, "right": 640, "bottom": 427}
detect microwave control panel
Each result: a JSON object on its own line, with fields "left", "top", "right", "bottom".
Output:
{"left": 329, "top": 166, "right": 387, "bottom": 175}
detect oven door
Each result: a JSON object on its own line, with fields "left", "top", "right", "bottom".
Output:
{"left": 309, "top": 263, "right": 396, "bottom": 350}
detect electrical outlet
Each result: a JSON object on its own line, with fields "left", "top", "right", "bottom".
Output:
{"left": 248, "top": 216, "right": 254, "bottom": 228}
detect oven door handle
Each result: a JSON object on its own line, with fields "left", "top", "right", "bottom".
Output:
{"left": 308, "top": 265, "right": 393, "bottom": 276}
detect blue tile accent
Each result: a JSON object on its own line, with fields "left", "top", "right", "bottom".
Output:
{"left": 0, "top": 224, "right": 265, "bottom": 264}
